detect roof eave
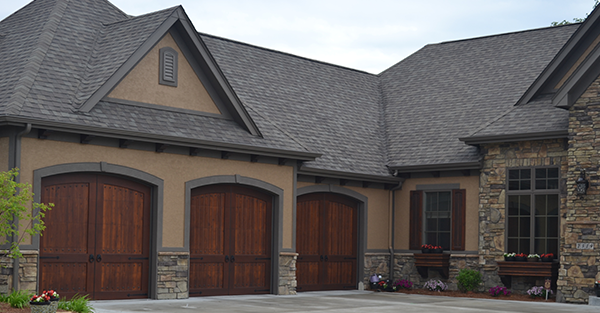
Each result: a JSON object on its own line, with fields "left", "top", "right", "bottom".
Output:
{"left": 0, "top": 116, "right": 319, "bottom": 161}
{"left": 459, "top": 130, "right": 567, "bottom": 145}
{"left": 389, "top": 161, "right": 482, "bottom": 174}
{"left": 298, "top": 166, "right": 400, "bottom": 184}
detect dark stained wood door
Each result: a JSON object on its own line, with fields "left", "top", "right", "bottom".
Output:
{"left": 40, "top": 174, "right": 151, "bottom": 300}
{"left": 189, "top": 185, "right": 272, "bottom": 296}
{"left": 296, "top": 193, "right": 357, "bottom": 291}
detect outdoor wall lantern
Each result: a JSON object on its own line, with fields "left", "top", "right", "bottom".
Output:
{"left": 576, "top": 170, "right": 589, "bottom": 195}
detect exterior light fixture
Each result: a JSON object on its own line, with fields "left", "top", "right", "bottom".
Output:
{"left": 576, "top": 170, "right": 589, "bottom": 195}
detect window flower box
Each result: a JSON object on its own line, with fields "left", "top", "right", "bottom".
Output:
{"left": 414, "top": 253, "right": 450, "bottom": 279}
{"left": 497, "top": 260, "right": 559, "bottom": 288}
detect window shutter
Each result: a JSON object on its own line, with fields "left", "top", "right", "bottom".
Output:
{"left": 159, "top": 47, "right": 178, "bottom": 86}
{"left": 409, "top": 190, "right": 423, "bottom": 250}
{"left": 451, "top": 189, "right": 466, "bottom": 251}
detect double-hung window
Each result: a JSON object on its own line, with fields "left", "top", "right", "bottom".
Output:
{"left": 506, "top": 168, "right": 559, "bottom": 257}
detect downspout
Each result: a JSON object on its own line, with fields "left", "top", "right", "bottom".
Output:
{"left": 12, "top": 123, "right": 31, "bottom": 291}
{"left": 388, "top": 179, "right": 403, "bottom": 282}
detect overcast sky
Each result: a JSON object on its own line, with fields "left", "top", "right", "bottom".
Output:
{"left": 0, "top": 0, "right": 595, "bottom": 74}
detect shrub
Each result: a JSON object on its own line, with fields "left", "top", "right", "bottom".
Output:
{"left": 423, "top": 279, "right": 447, "bottom": 292}
{"left": 392, "top": 278, "right": 412, "bottom": 289}
{"left": 456, "top": 269, "right": 482, "bottom": 292}
{"left": 489, "top": 285, "right": 511, "bottom": 297}
{"left": 527, "top": 286, "right": 553, "bottom": 298}
{"left": 6, "top": 290, "right": 32, "bottom": 309}
{"left": 58, "top": 294, "right": 95, "bottom": 313}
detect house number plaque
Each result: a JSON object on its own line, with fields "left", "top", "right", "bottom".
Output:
{"left": 576, "top": 243, "right": 594, "bottom": 250}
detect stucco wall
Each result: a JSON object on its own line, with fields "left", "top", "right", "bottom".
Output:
{"left": 108, "top": 33, "right": 222, "bottom": 115}
{"left": 0, "top": 137, "right": 8, "bottom": 172}
{"left": 296, "top": 182, "right": 391, "bottom": 250}
{"left": 395, "top": 176, "right": 479, "bottom": 251}
{"left": 19, "top": 138, "right": 295, "bottom": 249}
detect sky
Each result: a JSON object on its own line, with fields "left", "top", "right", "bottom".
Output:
{"left": 0, "top": 0, "right": 595, "bottom": 74}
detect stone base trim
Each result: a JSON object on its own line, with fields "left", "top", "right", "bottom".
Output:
{"left": 157, "top": 252, "right": 189, "bottom": 299}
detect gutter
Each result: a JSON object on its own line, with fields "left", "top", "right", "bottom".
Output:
{"left": 388, "top": 183, "right": 403, "bottom": 282}
{"left": 11, "top": 123, "right": 31, "bottom": 291}
{"left": 390, "top": 161, "right": 482, "bottom": 173}
{"left": 298, "top": 167, "right": 401, "bottom": 184}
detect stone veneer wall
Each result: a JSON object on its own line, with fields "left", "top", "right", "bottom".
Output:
{"left": 479, "top": 140, "right": 568, "bottom": 295}
{"left": 563, "top": 77, "right": 600, "bottom": 303}
{"left": 279, "top": 252, "right": 297, "bottom": 295}
{"left": 364, "top": 253, "right": 390, "bottom": 287}
{"left": 393, "top": 253, "right": 479, "bottom": 290}
{"left": 157, "top": 252, "right": 189, "bottom": 299}
{"left": 0, "top": 251, "right": 38, "bottom": 294}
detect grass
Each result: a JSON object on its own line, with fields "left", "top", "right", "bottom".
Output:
{"left": 58, "top": 294, "right": 94, "bottom": 313}
{"left": 5, "top": 290, "right": 32, "bottom": 308}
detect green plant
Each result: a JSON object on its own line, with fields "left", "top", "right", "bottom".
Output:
{"left": 456, "top": 268, "right": 482, "bottom": 292}
{"left": 6, "top": 289, "right": 32, "bottom": 308}
{"left": 0, "top": 168, "right": 53, "bottom": 259}
{"left": 0, "top": 292, "right": 8, "bottom": 303}
{"left": 58, "top": 294, "right": 94, "bottom": 313}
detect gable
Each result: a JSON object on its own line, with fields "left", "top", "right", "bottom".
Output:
{"left": 107, "top": 32, "right": 222, "bottom": 115}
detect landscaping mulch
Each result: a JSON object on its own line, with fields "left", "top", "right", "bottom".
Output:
{"left": 386, "top": 288, "right": 555, "bottom": 302}
{"left": 0, "top": 302, "right": 73, "bottom": 312}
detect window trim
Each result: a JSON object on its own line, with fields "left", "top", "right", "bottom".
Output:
{"left": 505, "top": 166, "right": 560, "bottom": 256}
{"left": 409, "top": 188, "right": 465, "bottom": 251}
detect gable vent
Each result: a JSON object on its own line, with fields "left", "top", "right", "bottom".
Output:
{"left": 159, "top": 47, "right": 178, "bottom": 87}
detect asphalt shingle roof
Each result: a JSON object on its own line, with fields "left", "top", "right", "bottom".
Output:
{"left": 0, "top": 0, "right": 586, "bottom": 178}
{"left": 380, "top": 25, "right": 578, "bottom": 169}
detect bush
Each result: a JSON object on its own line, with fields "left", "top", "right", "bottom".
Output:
{"left": 456, "top": 269, "right": 482, "bottom": 292}
{"left": 392, "top": 278, "right": 412, "bottom": 289}
{"left": 527, "top": 286, "right": 553, "bottom": 298}
{"left": 6, "top": 290, "right": 31, "bottom": 309}
{"left": 423, "top": 279, "right": 447, "bottom": 292}
{"left": 489, "top": 285, "right": 511, "bottom": 297}
{"left": 58, "top": 294, "right": 95, "bottom": 313}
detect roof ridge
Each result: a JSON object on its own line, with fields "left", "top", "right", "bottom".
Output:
{"left": 6, "top": 0, "right": 70, "bottom": 115}
{"left": 439, "top": 23, "right": 580, "bottom": 45}
{"left": 199, "top": 32, "right": 377, "bottom": 76}
{"left": 465, "top": 104, "right": 520, "bottom": 139}
{"left": 102, "top": 5, "right": 179, "bottom": 27}
{"left": 99, "top": 0, "right": 131, "bottom": 19}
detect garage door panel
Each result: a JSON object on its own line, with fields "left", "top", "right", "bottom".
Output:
{"left": 190, "top": 185, "right": 272, "bottom": 296}
{"left": 297, "top": 193, "right": 357, "bottom": 291}
{"left": 40, "top": 174, "right": 151, "bottom": 300}
{"left": 41, "top": 183, "right": 92, "bottom": 254}
{"left": 40, "top": 262, "right": 91, "bottom": 298}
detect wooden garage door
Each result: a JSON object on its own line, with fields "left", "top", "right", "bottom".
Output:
{"left": 189, "top": 185, "right": 272, "bottom": 296}
{"left": 40, "top": 173, "right": 151, "bottom": 300}
{"left": 296, "top": 193, "right": 357, "bottom": 291}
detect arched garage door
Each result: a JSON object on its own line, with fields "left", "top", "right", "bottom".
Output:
{"left": 40, "top": 173, "right": 151, "bottom": 300}
{"left": 189, "top": 185, "right": 272, "bottom": 296}
{"left": 296, "top": 193, "right": 358, "bottom": 291}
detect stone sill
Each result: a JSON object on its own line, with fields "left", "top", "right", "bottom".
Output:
{"left": 158, "top": 251, "right": 190, "bottom": 256}
{"left": 280, "top": 252, "right": 299, "bottom": 257}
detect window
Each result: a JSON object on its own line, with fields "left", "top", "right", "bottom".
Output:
{"left": 506, "top": 167, "right": 559, "bottom": 257}
{"left": 410, "top": 189, "right": 465, "bottom": 251}
{"left": 159, "top": 47, "right": 178, "bottom": 87}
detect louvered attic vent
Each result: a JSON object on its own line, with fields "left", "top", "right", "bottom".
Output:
{"left": 159, "top": 47, "right": 178, "bottom": 87}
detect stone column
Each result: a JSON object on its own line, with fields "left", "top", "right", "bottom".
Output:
{"left": 278, "top": 252, "right": 297, "bottom": 295}
{"left": 156, "top": 252, "right": 189, "bottom": 299}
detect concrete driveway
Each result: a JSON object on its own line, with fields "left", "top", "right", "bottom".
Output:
{"left": 91, "top": 291, "right": 599, "bottom": 313}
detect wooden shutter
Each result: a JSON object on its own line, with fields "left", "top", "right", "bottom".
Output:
{"left": 409, "top": 190, "right": 423, "bottom": 250}
{"left": 451, "top": 189, "right": 466, "bottom": 251}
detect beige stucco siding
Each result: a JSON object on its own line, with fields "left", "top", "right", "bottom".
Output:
{"left": 395, "top": 176, "right": 479, "bottom": 251}
{"left": 297, "top": 182, "right": 392, "bottom": 250}
{"left": 19, "top": 138, "right": 294, "bottom": 249}
{"left": 108, "top": 33, "right": 222, "bottom": 115}
{"left": 0, "top": 137, "right": 8, "bottom": 172}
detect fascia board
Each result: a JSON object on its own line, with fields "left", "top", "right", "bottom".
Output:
{"left": 552, "top": 43, "right": 600, "bottom": 108}
{"left": 3, "top": 117, "right": 320, "bottom": 161}
{"left": 176, "top": 10, "right": 262, "bottom": 137}
{"left": 78, "top": 12, "right": 179, "bottom": 113}
{"left": 459, "top": 130, "right": 567, "bottom": 145}
{"left": 298, "top": 166, "right": 400, "bottom": 183}
{"left": 389, "top": 161, "right": 482, "bottom": 173}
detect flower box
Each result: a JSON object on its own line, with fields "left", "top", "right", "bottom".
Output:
{"left": 414, "top": 253, "right": 450, "bottom": 279}
{"left": 497, "top": 261, "right": 559, "bottom": 289}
